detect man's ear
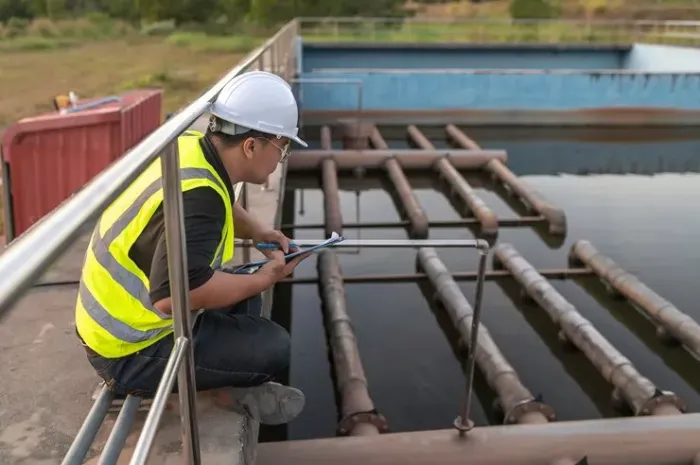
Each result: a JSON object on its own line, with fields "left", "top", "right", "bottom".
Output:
{"left": 242, "top": 137, "right": 256, "bottom": 159}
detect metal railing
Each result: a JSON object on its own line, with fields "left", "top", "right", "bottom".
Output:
{"left": 0, "top": 18, "right": 299, "bottom": 465}
{"left": 298, "top": 17, "right": 700, "bottom": 45}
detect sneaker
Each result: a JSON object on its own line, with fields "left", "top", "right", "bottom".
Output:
{"left": 214, "top": 382, "right": 305, "bottom": 425}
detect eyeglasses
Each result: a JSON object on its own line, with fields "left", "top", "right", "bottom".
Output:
{"left": 258, "top": 137, "right": 290, "bottom": 164}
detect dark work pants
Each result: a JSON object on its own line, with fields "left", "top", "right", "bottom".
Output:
{"left": 86, "top": 290, "right": 290, "bottom": 398}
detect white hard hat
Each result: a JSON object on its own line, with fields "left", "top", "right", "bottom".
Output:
{"left": 209, "top": 71, "right": 307, "bottom": 147}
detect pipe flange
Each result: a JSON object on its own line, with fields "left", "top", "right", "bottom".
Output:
{"left": 636, "top": 390, "right": 687, "bottom": 416}
{"left": 503, "top": 398, "right": 556, "bottom": 424}
{"left": 337, "top": 410, "right": 389, "bottom": 435}
{"left": 453, "top": 416, "right": 475, "bottom": 432}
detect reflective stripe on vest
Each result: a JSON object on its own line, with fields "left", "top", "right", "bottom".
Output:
{"left": 76, "top": 132, "right": 235, "bottom": 358}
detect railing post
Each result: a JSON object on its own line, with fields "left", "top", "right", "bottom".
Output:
{"left": 454, "top": 249, "right": 488, "bottom": 433}
{"left": 242, "top": 182, "right": 251, "bottom": 264}
{"left": 160, "top": 141, "right": 202, "bottom": 465}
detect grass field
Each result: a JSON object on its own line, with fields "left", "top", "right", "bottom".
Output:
{"left": 0, "top": 32, "right": 259, "bottom": 126}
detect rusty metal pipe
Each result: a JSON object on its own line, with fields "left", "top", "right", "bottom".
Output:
{"left": 407, "top": 125, "right": 498, "bottom": 235}
{"left": 493, "top": 244, "right": 686, "bottom": 417}
{"left": 281, "top": 268, "right": 593, "bottom": 285}
{"left": 257, "top": 413, "right": 700, "bottom": 465}
{"left": 317, "top": 250, "right": 388, "bottom": 436}
{"left": 321, "top": 126, "right": 343, "bottom": 237}
{"left": 417, "top": 248, "right": 554, "bottom": 425}
{"left": 445, "top": 125, "right": 567, "bottom": 235}
{"left": 445, "top": 124, "right": 480, "bottom": 150}
{"left": 284, "top": 216, "right": 545, "bottom": 230}
{"left": 569, "top": 240, "right": 700, "bottom": 359}
{"left": 370, "top": 126, "right": 429, "bottom": 238}
{"left": 288, "top": 150, "right": 507, "bottom": 171}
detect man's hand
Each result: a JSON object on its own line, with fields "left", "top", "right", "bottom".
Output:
{"left": 259, "top": 250, "right": 311, "bottom": 284}
{"left": 252, "top": 229, "right": 298, "bottom": 256}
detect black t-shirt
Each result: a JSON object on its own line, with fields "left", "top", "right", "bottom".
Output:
{"left": 127, "top": 135, "right": 235, "bottom": 305}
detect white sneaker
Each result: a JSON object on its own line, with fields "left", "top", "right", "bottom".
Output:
{"left": 214, "top": 382, "right": 305, "bottom": 425}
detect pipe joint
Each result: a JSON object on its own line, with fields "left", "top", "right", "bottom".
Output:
{"left": 503, "top": 397, "right": 556, "bottom": 424}
{"left": 337, "top": 409, "right": 389, "bottom": 436}
{"left": 636, "top": 390, "right": 686, "bottom": 416}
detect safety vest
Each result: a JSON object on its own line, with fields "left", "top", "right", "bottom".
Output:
{"left": 75, "top": 131, "right": 235, "bottom": 358}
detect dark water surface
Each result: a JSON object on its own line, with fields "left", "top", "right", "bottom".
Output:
{"left": 263, "top": 126, "right": 700, "bottom": 441}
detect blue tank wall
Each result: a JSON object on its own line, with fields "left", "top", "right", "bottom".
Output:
{"left": 624, "top": 44, "right": 700, "bottom": 71}
{"left": 297, "top": 43, "right": 700, "bottom": 120}
{"left": 301, "top": 44, "right": 627, "bottom": 71}
{"left": 298, "top": 71, "right": 700, "bottom": 111}
{"left": 298, "top": 43, "right": 700, "bottom": 115}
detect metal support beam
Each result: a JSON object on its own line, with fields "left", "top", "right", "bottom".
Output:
{"left": 318, "top": 250, "right": 388, "bottom": 436}
{"left": 445, "top": 124, "right": 566, "bottom": 235}
{"left": 280, "top": 268, "right": 593, "bottom": 285}
{"left": 370, "top": 126, "right": 429, "bottom": 238}
{"left": 408, "top": 125, "right": 498, "bottom": 235}
{"left": 569, "top": 240, "right": 700, "bottom": 359}
{"left": 283, "top": 216, "right": 545, "bottom": 230}
{"left": 288, "top": 150, "right": 508, "bottom": 171}
{"left": 494, "top": 244, "right": 686, "bottom": 416}
{"left": 418, "top": 248, "right": 554, "bottom": 425}
{"left": 257, "top": 414, "right": 700, "bottom": 465}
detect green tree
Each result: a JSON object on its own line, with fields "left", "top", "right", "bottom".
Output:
{"left": 247, "top": 0, "right": 407, "bottom": 27}
{"left": 0, "top": 0, "right": 33, "bottom": 20}
{"left": 509, "top": 0, "right": 557, "bottom": 19}
{"left": 138, "top": 0, "right": 219, "bottom": 23}
{"left": 18, "top": 0, "right": 68, "bottom": 18}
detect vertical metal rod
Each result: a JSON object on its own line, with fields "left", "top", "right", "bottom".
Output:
{"left": 242, "top": 182, "right": 251, "bottom": 264}
{"left": 130, "top": 337, "right": 190, "bottom": 465}
{"left": 97, "top": 396, "right": 143, "bottom": 465}
{"left": 299, "top": 189, "right": 305, "bottom": 216}
{"left": 320, "top": 126, "right": 342, "bottom": 238}
{"left": 61, "top": 387, "right": 115, "bottom": 465}
{"left": 455, "top": 250, "right": 488, "bottom": 432}
{"left": 160, "top": 142, "right": 201, "bottom": 465}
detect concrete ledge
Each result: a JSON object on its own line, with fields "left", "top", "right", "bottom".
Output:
{"left": 301, "top": 108, "right": 700, "bottom": 126}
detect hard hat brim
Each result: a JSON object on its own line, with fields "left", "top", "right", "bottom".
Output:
{"left": 291, "top": 135, "right": 308, "bottom": 148}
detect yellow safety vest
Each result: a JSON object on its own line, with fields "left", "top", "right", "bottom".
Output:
{"left": 75, "top": 131, "right": 235, "bottom": 358}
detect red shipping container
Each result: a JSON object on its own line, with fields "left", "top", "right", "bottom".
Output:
{"left": 0, "top": 89, "right": 162, "bottom": 242}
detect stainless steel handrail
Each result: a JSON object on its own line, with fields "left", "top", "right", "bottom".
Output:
{"left": 0, "top": 18, "right": 299, "bottom": 465}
